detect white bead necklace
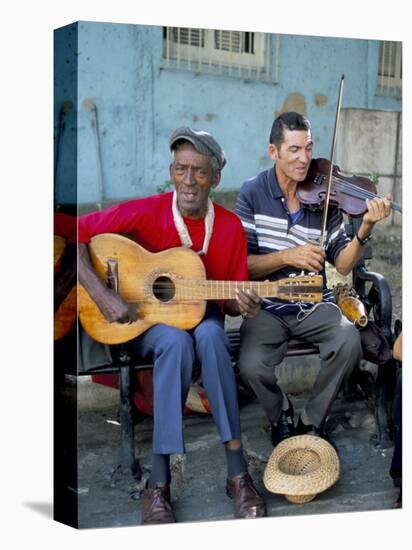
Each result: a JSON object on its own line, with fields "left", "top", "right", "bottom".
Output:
{"left": 172, "top": 190, "right": 215, "bottom": 255}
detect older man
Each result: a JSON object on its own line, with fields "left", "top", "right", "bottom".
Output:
{"left": 78, "top": 127, "right": 265, "bottom": 524}
{"left": 235, "top": 112, "right": 392, "bottom": 448}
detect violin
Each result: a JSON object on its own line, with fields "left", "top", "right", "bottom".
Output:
{"left": 297, "top": 157, "right": 402, "bottom": 217}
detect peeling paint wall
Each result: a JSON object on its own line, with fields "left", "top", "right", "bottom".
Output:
{"left": 54, "top": 22, "right": 402, "bottom": 206}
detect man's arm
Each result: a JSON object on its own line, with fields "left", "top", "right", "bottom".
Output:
{"left": 54, "top": 243, "right": 77, "bottom": 312}
{"left": 248, "top": 244, "right": 326, "bottom": 279}
{"left": 334, "top": 194, "right": 392, "bottom": 276}
{"left": 235, "top": 184, "right": 325, "bottom": 279}
{"left": 78, "top": 243, "right": 138, "bottom": 323}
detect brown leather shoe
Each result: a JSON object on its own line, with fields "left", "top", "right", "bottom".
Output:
{"left": 142, "top": 484, "right": 176, "bottom": 525}
{"left": 226, "top": 472, "right": 266, "bottom": 519}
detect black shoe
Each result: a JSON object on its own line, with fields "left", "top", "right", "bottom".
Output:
{"left": 296, "top": 416, "right": 322, "bottom": 436}
{"left": 271, "top": 397, "right": 295, "bottom": 447}
{"left": 296, "top": 417, "right": 339, "bottom": 454}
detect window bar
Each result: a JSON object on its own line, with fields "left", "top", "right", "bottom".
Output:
{"left": 395, "top": 42, "right": 402, "bottom": 91}
{"left": 219, "top": 29, "right": 223, "bottom": 74}
{"left": 166, "top": 27, "right": 170, "bottom": 66}
{"left": 238, "top": 31, "right": 242, "bottom": 78}
{"left": 198, "top": 29, "right": 202, "bottom": 72}
{"left": 266, "top": 32, "right": 270, "bottom": 81}
{"left": 387, "top": 41, "right": 393, "bottom": 94}
{"left": 248, "top": 32, "right": 253, "bottom": 78}
{"left": 380, "top": 41, "right": 388, "bottom": 94}
{"left": 256, "top": 32, "right": 262, "bottom": 80}
{"left": 378, "top": 42, "right": 383, "bottom": 93}
{"left": 177, "top": 27, "right": 181, "bottom": 69}
{"left": 274, "top": 34, "right": 280, "bottom": 82}
{"left": 188, "top": 28, "right": 192, "bottom": 70}
{"left": 208, "top": 29, "right": 212, "bottom": 74}
{"left": 229, "top": 31, "right": 233, "bottom": 76}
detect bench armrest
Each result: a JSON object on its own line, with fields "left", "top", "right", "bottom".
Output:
{"left": 354, "top": 265, "right": 393, "bottom": 337}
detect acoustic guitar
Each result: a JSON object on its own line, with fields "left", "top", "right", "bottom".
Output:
{"left": 54, "top": 235, "right": 77, "bottom": 340}
{"left": 78, "top": 234, "right": 323, "bottom": 345}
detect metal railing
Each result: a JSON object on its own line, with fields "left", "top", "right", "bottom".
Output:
{"left": 378, "top": 41, "right": 402, "bottom": 97}
{"left": 163, "top": 27, "right": 279, "bottom": 83}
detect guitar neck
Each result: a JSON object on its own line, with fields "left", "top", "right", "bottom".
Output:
{"left": 183, "top": 280, "right": 280, "bottom": 300}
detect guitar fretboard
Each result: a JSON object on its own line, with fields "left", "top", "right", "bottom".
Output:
{"left": 173, "top": 279, "right": 322, "bottom": 301}
{"left": 202, "top": 280, "right": 278, "bottom": 300}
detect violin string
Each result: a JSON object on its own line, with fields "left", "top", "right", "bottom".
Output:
{"left": 333, "top": 177, "right": 379, "bottom": 198}
{"left": 331, "top": 180, "right": 397, "bottom": 207}
{"left": 332, "top": 180, "right": 375, "bottom": 200}
{"left": 331, "top": 176, "right": 380, "bottom": 200}
{"left": 331, "top": 175, "right": 400, "bottom": 207}
{"left": 333, "top": 180, "right": 400, "bottom": 211}
{"left": 325, "top": 176, "right": 401, "bottom": 210}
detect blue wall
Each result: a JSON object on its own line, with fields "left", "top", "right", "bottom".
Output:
{"left": 54, "top": 21, "right": 401, "bottom": 204}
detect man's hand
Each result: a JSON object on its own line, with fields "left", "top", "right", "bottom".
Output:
{"left": 393, "top": 332, "right": 402, "bottom": 362}
{"left": 235, "top": 289, "right": 262, "bottom": 319}
{"left": 282, "top": 243, "right": 326, "bottom": 273}
{"left": 95, "top": 287, "right": 139, "bottom": 324}
{"left": 78, "top": 242, "right": 138, "bottom": 324}
{"left": 362, "top": 193, "right": 392, "bottom": 227}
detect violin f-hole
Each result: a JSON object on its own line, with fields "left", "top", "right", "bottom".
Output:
{"left": 318, "top": 189, "right": 338, "bottom": 200}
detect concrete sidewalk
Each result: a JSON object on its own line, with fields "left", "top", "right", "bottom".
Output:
{"left": 71, "top": 391, "right": 399, "bottom": 529}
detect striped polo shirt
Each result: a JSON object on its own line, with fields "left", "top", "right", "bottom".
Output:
{"left": 235, "top": 166, "right": 350, "bottom": 316}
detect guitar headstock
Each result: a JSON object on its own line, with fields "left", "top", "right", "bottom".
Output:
{"left": 277, "top": 274, "right": 323, "bottom": 302}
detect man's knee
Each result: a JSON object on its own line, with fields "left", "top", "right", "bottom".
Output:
{"left": 238, "top": 347, "right": 272, "bottom": 385}
{"left": 322, "top": 321, "right": 362, "bottom": 367}
{"left": 339, "top": 322, "right": 362, "bottom": 356}
{"left": 155, "top": 327, "right": 194, "bottom": 359}
{"left": 238, "top": 359, "right": 258, "bottom": 385}
{"left": 194, "top": 320, "right": 228, "bottom": 351}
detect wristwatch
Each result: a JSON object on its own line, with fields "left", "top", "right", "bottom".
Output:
{"left": 356, "top": 232, "right": 373, "bottom": 246}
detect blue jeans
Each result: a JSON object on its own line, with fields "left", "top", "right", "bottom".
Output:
{"left": 130, "top": 306, "right": 241, "bottom": 454}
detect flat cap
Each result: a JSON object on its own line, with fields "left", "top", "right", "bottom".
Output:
{"left": 169, "top": 127, "right": 227, "bottom": 170}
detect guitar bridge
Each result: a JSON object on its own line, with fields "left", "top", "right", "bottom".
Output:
{"left": 107, "top": 258, "right": 119, "bottom": 294}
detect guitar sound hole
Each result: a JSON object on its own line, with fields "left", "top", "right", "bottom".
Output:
{"left": 152, "top": 276, "right": 175, "bottom": 302}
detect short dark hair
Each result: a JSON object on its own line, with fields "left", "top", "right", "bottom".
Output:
{"left": 269, "top": 112, "right": 311, "bottom": 147}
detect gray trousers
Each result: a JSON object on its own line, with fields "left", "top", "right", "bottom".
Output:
{"left": 238, "top": 303, "right": 362, "bottom": 427}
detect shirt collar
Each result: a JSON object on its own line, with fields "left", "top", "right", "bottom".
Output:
{"left": 267, "top": 165, "right": 284, "bottom": 199}
{"left": 267, "top": 165, "right": 309, "bottom": 212}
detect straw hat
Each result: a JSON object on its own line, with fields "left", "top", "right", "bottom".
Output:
{"left": 185, "top": 383, "right": 211, "bottom": 414}
{"left": 263, "top": 435, "right": 340, "bottom": 504}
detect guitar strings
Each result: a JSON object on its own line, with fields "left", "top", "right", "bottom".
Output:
{"left": 147, "top": 279, "right": 323, "bottom": 301}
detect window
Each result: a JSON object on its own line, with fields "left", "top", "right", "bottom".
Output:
{"left": 163, "top": 27, "right": 279, "bottom": 83}
{"left": 377, "top": 41, "right": 402, "bottom": 97}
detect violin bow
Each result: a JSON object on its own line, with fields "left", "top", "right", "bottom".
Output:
{"left": 320, "top": 74, "right": 345, "bottom": 249}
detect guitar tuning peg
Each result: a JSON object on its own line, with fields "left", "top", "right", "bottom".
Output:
{"left": 289, "top": 273, "right": 297, "bottom": 278}
{"left": 300, "top": 270, "right": 305, "bottom": 276}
